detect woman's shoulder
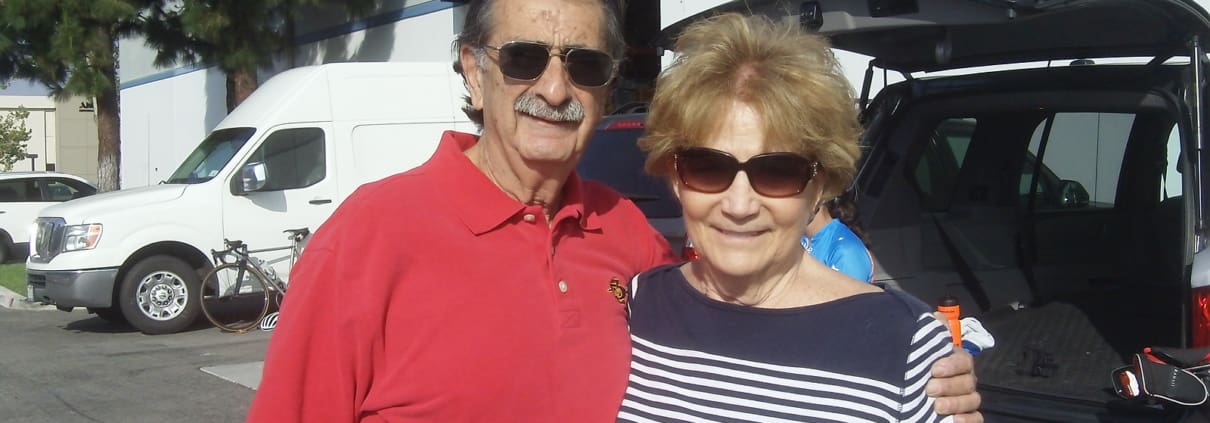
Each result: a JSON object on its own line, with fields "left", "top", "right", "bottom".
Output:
{"left": 637, "top": 262, "right": 685, "bottom": 284}
{"left": 819, "top": 278, "right": 933, "bottom": 319}
{"left": 850, "top": 288, "right": 939, "bottom": 326}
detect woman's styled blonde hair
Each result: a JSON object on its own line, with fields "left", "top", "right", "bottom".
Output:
{"left": 640, "top": 13, "right": 862, "bottom": 200}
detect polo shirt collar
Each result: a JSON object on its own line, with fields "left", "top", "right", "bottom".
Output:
{"left": 432, "top": 131, "right": 601, "bottom": 235}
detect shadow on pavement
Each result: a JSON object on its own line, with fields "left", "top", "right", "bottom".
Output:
{"left": 61, "top": 315, "right": 218, "bottom": 334}
{"left": 62, "top": 316, "right": 139, "bottom": 333}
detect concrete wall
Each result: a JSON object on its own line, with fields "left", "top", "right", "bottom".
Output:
{"left": 53, "top": 98, "right": 99, "bottom": 184}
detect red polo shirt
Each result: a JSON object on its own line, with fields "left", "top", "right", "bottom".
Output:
{"left": 247, "top": 131, "right": 675, "bottom": 422}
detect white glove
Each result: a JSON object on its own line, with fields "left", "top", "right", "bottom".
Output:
{"left": 960, "top": 317, "right": 995, "bottom": 350}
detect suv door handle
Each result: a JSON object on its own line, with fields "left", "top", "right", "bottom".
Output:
{"left": 309, "top": 198, "right": 332, "bottom": 205}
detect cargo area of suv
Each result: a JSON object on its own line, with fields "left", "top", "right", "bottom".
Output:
{"left": 662, "top": 0, "right": 1210, "bottom": 420}
{"left": 857, "top": 66, "right": 1190, "bottom": 421}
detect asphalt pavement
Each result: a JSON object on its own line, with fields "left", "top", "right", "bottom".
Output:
{"left": 0, "top": 286, "right": 269, "bottom": 423}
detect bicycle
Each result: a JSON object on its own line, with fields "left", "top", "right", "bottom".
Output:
{"left": 199, "top": 227, "right": 310, "bottom": 333}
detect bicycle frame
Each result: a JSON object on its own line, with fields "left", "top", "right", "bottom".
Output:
{"left": 208, "top": 230, "right": 307, "bottom": 295}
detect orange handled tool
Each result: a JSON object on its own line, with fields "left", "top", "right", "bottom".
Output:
{"left": 938, "top": 295, "right": 962, "bottom": 347}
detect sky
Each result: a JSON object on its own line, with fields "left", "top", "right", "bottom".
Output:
{"left": 0, "top": 79, "right": 50, "bottom": 96}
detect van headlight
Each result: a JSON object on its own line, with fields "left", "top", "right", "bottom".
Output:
{"left": 63, "top": 224, "right": 103, "bottom": 252}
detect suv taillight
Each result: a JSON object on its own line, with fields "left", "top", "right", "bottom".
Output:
{"left": 1193, "top": 286, "right": 1210, "bottom": 347}
{"left": 605, "top": 120, "right": 644, "bottom": 131}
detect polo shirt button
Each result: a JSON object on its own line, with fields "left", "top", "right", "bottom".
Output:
{"left": 523, "top": 213, "right": 536, "bottom": 223}
{"left": 557, "top": 280, "right": 568, "bottom": 293}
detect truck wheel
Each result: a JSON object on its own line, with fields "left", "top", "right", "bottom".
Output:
{"left": 118, "top": 256, "right": 200, "bottom": 334}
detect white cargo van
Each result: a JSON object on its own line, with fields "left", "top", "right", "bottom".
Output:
{"left": 26, "top": 62, "right": 473, "bottom": 334}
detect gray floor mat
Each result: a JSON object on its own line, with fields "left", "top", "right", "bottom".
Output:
{"left": 973, "top": 301, "right": 1126, "bottom": 402}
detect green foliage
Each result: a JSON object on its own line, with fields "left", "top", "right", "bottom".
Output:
{"left": 0, "top": 0, "right": 146, "bottom": 100}
{"left": 0, "top": 108, "right": 30, "bottom": 171}
{"left": 0, "top": 0, "right": 153, "bottom": 190}
{"left": 144, "top": 0, "right": 375, "bottom": 79}
{"left": 143, "top": 0, "right": 374, "bottom": 110}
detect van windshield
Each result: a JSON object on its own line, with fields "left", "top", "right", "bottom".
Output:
{"left": 165, "top": 128, "right": 256, "bottom": 184}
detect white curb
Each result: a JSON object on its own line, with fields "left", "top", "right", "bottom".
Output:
{"left": 0, "top": 285, "right": 56, "bottom": 311}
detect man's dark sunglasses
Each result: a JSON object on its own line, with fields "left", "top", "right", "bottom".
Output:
{"left": 483, "top": 41, "right": 615, "bottom": 87}
{"left": 674, "top": 147, "right": 819, "bottom": 198}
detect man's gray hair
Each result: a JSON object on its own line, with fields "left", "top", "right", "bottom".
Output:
{"left": 451, "top": 0, "right": 626, "bottom": 127}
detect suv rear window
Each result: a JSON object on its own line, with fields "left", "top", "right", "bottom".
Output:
{"left": 578, "top": 122, "right": 681, "bottom": 218}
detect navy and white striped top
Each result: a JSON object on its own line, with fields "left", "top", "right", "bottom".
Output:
{"left": 618, "top": 263, "right": 954, "bottom": 423}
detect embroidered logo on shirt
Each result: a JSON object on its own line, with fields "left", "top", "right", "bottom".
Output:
{"left": 608, "top": 277, "right": 628, "bottom": 304}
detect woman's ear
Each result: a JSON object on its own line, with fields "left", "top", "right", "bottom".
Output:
{"left": 805, "top": 173, "right": 828, "bottom": 207}
{"left": 670, "top": 173, "right": 683, "bottom": 201}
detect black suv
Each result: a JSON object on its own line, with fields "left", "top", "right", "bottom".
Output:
{"left": 579, "top": 113, "right": 687, "bottom": 255}
{"left": 663, "top": 0, "right": 1210, "bottom": 421}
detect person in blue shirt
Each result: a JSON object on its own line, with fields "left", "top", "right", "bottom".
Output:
{"left": 802, "top": 194, "right": 874, "bottom": 282}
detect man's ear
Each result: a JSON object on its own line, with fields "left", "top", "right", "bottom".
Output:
{"left": 459, "top": 46, "right": 485, "bottom": 110}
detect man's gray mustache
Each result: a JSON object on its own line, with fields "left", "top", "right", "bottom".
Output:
{"left": 515, "top": 95, "right": 584, "bottom": 123}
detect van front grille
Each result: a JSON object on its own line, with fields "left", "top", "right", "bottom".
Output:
{"left": 32, "top": 217, "right": 65, "bottom": 263}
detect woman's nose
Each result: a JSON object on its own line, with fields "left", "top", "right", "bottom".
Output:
{"left": 720, "top": 171, "right": 761, "bottom": 219}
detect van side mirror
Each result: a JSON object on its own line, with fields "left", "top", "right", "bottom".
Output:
{"left": 237, "top": 162, "right": 267, "bottom": 194}
{"left": 1058, "top": 179, "right": 1089, "bottom": 208}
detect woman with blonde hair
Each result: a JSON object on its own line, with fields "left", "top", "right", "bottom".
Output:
{"left": 618, "top": 13, "right": 954, "bottom": 422}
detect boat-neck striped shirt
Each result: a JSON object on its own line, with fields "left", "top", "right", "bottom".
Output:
{"left": 618, "top": 263, "right": 954, "bottom": 423}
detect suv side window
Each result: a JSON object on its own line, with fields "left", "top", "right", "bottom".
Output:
{"left": 912, "top": 118, "right": 974, "bottom": 211}
{"left": 0, "top": 179, "right": 36, "bottom": 202}
{"left": 247, "top": 128, "right": 326, "bottom": 191}
{"left": 1022, "top": 113, "right": 1131, "bottom": 209}
{"left": 39, "top": 178, "right": 95, "bottom": 201}
{"left": 1163, "top": 125, "right": 1183, "bottom": 200}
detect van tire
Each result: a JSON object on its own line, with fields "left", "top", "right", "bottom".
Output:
{"left": 118, "top": 256, "right": 200, "bottom": 334}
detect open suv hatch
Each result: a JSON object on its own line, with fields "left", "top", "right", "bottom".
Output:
{"left": 668, "top": 0, "right": 1210, "bottom": 420}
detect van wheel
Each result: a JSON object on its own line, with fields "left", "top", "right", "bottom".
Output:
{"left": 118, "top": 256, "right": 200, "bottom": 334}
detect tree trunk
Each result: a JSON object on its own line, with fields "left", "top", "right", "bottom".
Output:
{"left": 96, "top": 85, "right": 120, "bottom": 192}
{"left": 96, "top": 31, "right": 121, "bottom": 192}
{"left": 226, "top": 68, "right": 258, "bottom": 112}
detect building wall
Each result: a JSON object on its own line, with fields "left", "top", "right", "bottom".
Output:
{"left": 0, "top": 95, "right": 99, "bottom": 183}
{"left": 53, "top": 98, "right": 100, "bottom": 184}
{"left": 117, "top": 0, "right": 462, "bottom": 188}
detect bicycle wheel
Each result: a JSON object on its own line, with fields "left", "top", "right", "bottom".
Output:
{"left": 199, "top": 262, "right": 271, "bottom": 333}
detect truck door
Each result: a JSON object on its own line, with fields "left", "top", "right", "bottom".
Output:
{"left": 221, "top": 124, "right": 337, "bottom": 282}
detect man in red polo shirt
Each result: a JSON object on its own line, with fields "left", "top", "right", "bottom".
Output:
{"left": 246, "top": 0, "right": 983, "bottom": 421}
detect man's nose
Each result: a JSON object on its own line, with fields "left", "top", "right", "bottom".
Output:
{"left": 531, "top": 55, "right": 573, "bottom": 107}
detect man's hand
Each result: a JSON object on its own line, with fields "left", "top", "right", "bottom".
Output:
{"left": 926, "top": 319, "right": 983, "bottom": 423}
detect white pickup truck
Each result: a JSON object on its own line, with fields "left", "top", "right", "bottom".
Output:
{"left": 26, "top": 62, "right": 473, "bottom": 334}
